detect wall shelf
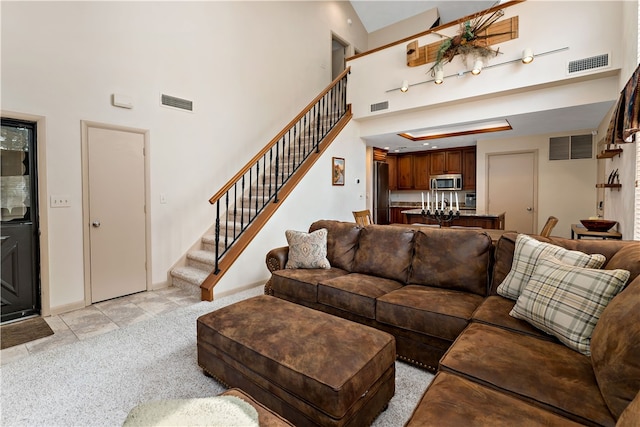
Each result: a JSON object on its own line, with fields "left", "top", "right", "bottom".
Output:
{"left": 596, "top": 148, "right": 623, "bottom": 159}
{"left": 596, "top": 183, "right": 622, "bottom": 191}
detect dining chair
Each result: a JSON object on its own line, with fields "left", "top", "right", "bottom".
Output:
{"left": 540, "top": 216, "right": 559, "bottom": 237}
{"left": 352, "top": 210, "right": 373, "bottom": 227}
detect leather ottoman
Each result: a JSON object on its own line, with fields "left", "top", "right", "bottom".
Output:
{"left": 197, "top": 295, "right": 396, "bottom": 427}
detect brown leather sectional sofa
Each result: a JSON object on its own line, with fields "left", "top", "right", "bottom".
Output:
{"left": 265, "top": 220, "right": 640, "bottom": 426}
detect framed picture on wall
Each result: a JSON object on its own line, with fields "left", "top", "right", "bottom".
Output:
{"left": 332, "top": 157, "right": 345, "bottom": 186}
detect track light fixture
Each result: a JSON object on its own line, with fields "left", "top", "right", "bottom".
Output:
{"left": 471, "top": 59, "right": 483, "bottom": 75}
{"left": 400, "top": 80, "right": 409, "bottom": 92}
{"left": 522, "top": 48, "right": 534, "bottom": 64}
{"left": 434, "top": 67, "right": 444, "bottom": 85}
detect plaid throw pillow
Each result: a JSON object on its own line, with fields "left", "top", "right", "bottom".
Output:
{"left": 510, "top": 256, "right": 630, "bottom": 355}
{"left": 285, "top": 228, "right": 331, "bottom": 269}
{"left": 497, "top": 234, "right": 606, "bottom": 300}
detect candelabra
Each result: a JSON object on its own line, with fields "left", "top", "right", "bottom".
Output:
{"left": 421, "top": 207, "right": 460, "bottom": 227}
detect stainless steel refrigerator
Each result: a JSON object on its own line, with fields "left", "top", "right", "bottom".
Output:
{"left": 373, "top": 161, "right": 390, "bottom": 225}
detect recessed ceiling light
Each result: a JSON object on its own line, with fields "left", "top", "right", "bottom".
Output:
{"left": 398, "top": 119, "right": 512, "bottom": 142}
{"left": 422, "top": 142, "right": 429, "bottom": 146}
{"left": 384, "top": 146, "right": 390, "bottom": 150}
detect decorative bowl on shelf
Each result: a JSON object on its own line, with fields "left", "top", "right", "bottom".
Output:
{"left": 580, "top": 219, "right": 617, "bottom": 232}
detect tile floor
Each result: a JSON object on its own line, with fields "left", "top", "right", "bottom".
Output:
{"left": 1, "top": 286, "right": 200, "bottom": 366}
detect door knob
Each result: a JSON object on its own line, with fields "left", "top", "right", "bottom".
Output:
{"left": 526, "top": 207, "right": 533, "bottom": 211}
{"left": 92, "top": 221, "right": 101, "bottom": 228}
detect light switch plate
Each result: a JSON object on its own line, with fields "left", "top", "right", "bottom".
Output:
{"left": 50, "top": 195, "right": 71, "bottom": 207}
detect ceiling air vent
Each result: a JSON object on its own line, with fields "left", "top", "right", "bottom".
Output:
{"left": 568, "top": 53, "right": 609, "bottom": 74}
{"left": 370, "top": 101, "right": 389, "bottom": 112}
{"left": 161, "top": 94, "right": 193, "bottom": 112}
{"left": 549, "top": 134, "right": 592, "bottom": 160}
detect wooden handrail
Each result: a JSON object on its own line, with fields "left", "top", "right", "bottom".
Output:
{"left": 209, "top": 66, "right": 351, "bottom": 204}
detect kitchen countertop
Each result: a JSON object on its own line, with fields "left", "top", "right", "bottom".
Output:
{"left": 400, "top": 208, "right": 505, "bottom": 218}
{"left": 392, "top": 202, "right": 476, "bottom": 211}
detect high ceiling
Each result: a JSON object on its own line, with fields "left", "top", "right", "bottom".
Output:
{"left": 347, "top": 1, "right": 614, "bottom": 153}
{"left": 349, "top": 1, "right": 495, "bottom": 33}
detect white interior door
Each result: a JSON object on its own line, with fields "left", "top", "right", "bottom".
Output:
{"left": 87, "top": 126, "right": 147, "bottom": 303}
{"left": 487, "top": 151, "right": 536, "bottom": 233}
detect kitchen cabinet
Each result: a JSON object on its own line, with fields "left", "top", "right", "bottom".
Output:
{"left": 413, "top": 154, "right": 430, "bottom": 190}
{"left": 395, "top": 153, "right": 430, "bottom": 190}
{"left": 397, "top": 155, "right": 414, "bottom": 189}
{"left": 390, "top": 207, "right": 406, "bottom": 224}
{"left": 430, "top": 149, "right": 462, "bottom": 175}
{"left": 386, "top": 155, "right": 397, "bottom": 191}
{"left": 403, "top": 211, "right": 505, "bottom": 229}
{"left": 462, "top": 148, "right": 476, "bottom": 190}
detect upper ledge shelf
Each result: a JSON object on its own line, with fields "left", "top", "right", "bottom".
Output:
{"left": 596, "top": 148, "right": 623, "bottom": 159}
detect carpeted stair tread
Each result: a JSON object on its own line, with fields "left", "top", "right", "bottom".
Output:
{"left": 187, "top": 250, "right": 217, "bottom": 265}
{"left": 171, "top": 265, "right": 210, "bottom": 285}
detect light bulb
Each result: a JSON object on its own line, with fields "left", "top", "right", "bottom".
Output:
{"left": 522, "top": 48, "right": 534, "bottom": 64}
{"left": 471, "top": 59, "right": 483, "bottom": 75}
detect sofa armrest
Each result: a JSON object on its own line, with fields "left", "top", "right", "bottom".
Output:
{"left": 266, "top": 246, "right": 289, "bottom": 272}
{"left": 265, "top": 246, "right": 289, "bottom": 296}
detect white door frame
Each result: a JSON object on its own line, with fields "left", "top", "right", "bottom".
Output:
{"left": 486, "top": 149, "right": 538, "bottom": 233}
{"left": 80, "top": 121, "right": 151, "bottom": 305}
{"left": 1, "top": 110, "right": 50, "bottom": 317}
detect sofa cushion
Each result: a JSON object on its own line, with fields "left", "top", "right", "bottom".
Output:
{"left": 352, "top": 225, "right": 414, "bottom": 283}
{"left": 317, "top": 273, "right": 403, "bottom": 320}
{"left": 591, "top": 276, "right": 640, "bottom": 420}
{"left": 490, "top": 233, "right": 633, "bottom": 295}
{"left": 471, "top": 295, "right": 556, "bottom": 341}
{"left": 616, "top": 391, "right": 640, "bottom": 427}
{"left": 310, "top": 220, "right": 361, "bottom": 272}
{"left": 406, "top": 371, "right": 584, "bottom": 427}
{"left": 497, "top": 234, "right": 606, "bottom": 300}
{"left": 510, "top": 256, "right": 629, "bottom": 356}
{"left": 376, "top": 285, "right": 484, "bottom": 342}
{"left": 271, "top": 268, "right": 348, "bottom": 303}
{"left": 408, "top": 228, "right": 492, "bottom": 296}
{"left": 285, "top": 228, "right": 330, "bottom": 269}
{"left": 603, "top": 244, "right": 640, "bottom": 283}
{"left": 440, "top": 323, "right": 615, "bottom": 426}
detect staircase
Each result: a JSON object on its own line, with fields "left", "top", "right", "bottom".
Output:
{"left": 170, "top": 68, "right": 351, "bottom": 300}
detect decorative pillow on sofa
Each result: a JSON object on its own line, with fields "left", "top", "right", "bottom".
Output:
{"left": 497, "top": 234, "right": 606, "bottom": 300}
{"left": 510, "top": 256, "right": 630, "bottom": 356}
{"left": 285, "top": 228, "right": 331, "bottom": 269}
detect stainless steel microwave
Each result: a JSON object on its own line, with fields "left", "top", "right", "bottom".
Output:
{"left": 430, "top": 174, "right": 462, "bottom": 191}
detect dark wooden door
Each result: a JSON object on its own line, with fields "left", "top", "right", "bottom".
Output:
{"left": 1, "top": 118, "right": 40, "bottom": 323}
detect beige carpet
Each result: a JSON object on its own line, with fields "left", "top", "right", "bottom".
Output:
{"left": 0, "top": 285, "right": 433, "bottom": 426}
{"left": 1, "top": 317, "right": 54, "bottom": 349}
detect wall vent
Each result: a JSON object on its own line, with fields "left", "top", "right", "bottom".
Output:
{"left": 568, "top": 53, "right": 609, "bottom": 74}
{"left": 161, "top": 94, "right": 193, "bottom": 112}
{"left": 549, "top": 134, "right": 592, "bottom": 160}
{"left": 370, "top": 101, "right": 389, "bottom": 112}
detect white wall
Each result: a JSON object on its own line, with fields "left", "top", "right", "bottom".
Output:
{"left": 348, "top": 1, "right": 623, "bottom": 120}
{"left": 368, "top": 7, "right": 439, "bottom": 50}
{"left": 601, "top": 0, "right": 639, "bottom": 239}
{"left": 477, "top": 131, "right": 598, "bottom": 239}
{"left": 214, "top": 120, "right": 367, "bottom": 296}
{"left": 1, "top": 1, "right": 368, "bottom": 312}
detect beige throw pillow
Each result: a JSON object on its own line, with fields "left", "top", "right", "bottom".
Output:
{"left": 497, "top": 234, "right": 606, "bottom": 300}
{"left": 285, "top": 228, "right": 331, "bottom": 269}
{"left": 510, "top": 256, "right": 630, "bottom": 356}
